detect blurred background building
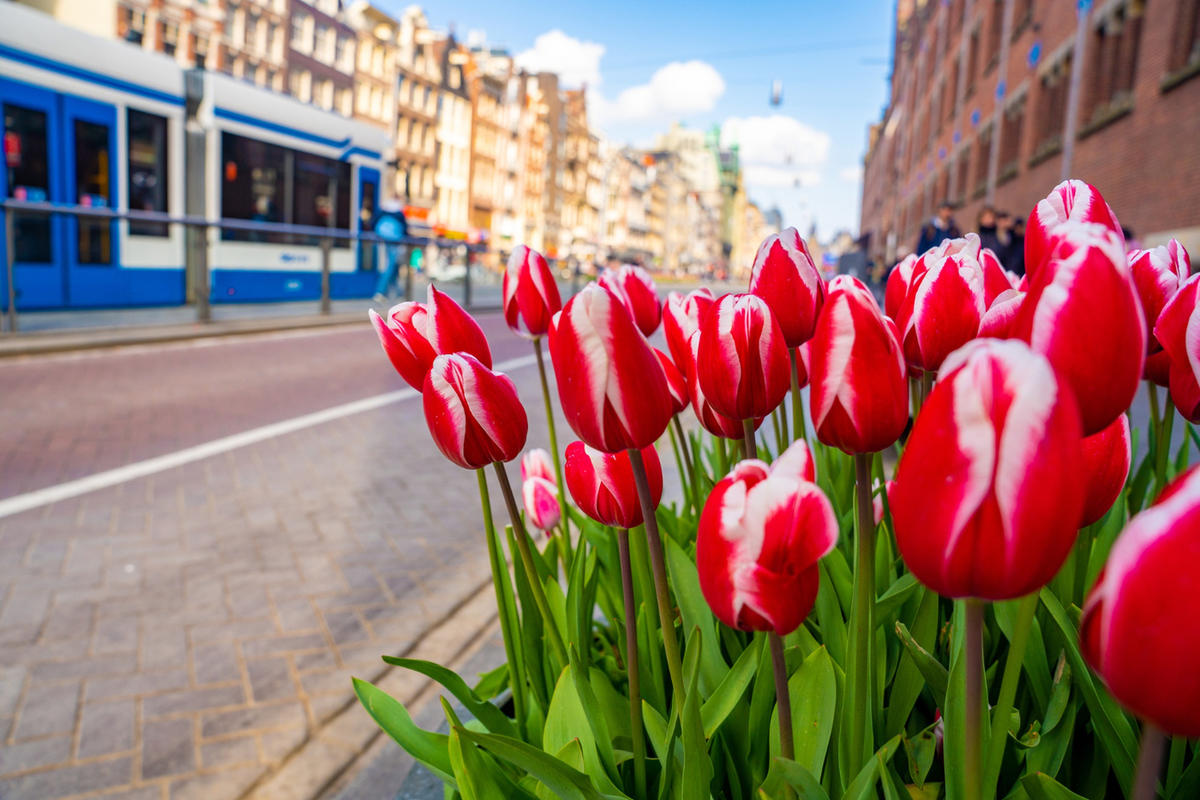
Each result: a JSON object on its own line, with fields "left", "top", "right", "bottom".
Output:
{"left": 860, "top": 0, "right": 1200, "bottom": 266}
{"left": 7, "top": 0, "right": 785, "bottom": 279}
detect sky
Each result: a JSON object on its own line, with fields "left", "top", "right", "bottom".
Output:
{"left": 380, "top": 0, "right": 896, "bottom": 240}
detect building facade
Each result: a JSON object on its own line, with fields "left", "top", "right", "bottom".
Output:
{"left": 861, "top": 0, "right": 1200, "bottom": 265}
{"left": 431, "top": 34, "right": 472, "bottom": 235}
{"left": 346, "top": 2, "right": 397, "bottom": 134}
{"left": 286, "top": 0, "right": 355, "bottom": 115}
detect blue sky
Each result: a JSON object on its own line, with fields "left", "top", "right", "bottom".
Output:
{"left": 380, "top": 0, "right": 895, "bottom": 239}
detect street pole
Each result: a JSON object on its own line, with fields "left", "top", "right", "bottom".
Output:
{"left": 985, "top": 0, "right": 1016, "bottom": 206}
{"left": 320, "top": 238, "right": 332, "bottom": 315}
{"left": 193, "top": 222, "right": 210, "bottom": 323}
{"left": 4, "top": 208, "right": 17, "bottom": 333}
{"left": 1060, "top": 1, "right": 1092, "bottom": 180}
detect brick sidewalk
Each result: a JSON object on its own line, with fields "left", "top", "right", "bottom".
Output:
{"left": 0, "top": 340, "right": 549, "bottom": 799}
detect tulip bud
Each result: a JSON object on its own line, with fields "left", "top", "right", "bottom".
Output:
{"left": 522, "top": 476, "right": 561, "bottom": 533}
{"left": 503, "top": 245, "right": 562, "bottom": 338}
{"left": 892, "top": 339, "right": 1085, "bottom": 600}
{"left": 697, "top": 456, "right": 837, "bottom": 635}
{"left": 894, "top": 234, "right": 988, "bottom": 372}
{"left": 697, "top": 293, "right": 791, "bottom": 421}
{"left": 1010, "top": 221, "right": 1145, "bottom": 435}
{"left": 885, "top": 253, "right": 918, "bottom": 322}
{"left": 548, "top": 284, "right": 674, "bottom": 452}
{"left": 1130, "top": 240, "right": 1191, "bottom": 386}
{"left": 654, "top": 348, "right": 689, "bottom": 415}
{"left": 1080, "top": 415, "right": 1131, "bottom": 527}
{"left": 369, "top": 286, "right": 492, "bottom": 390}
{"left": 1154, "top": 271, "right": 1200, "bottom": 421}
{"left": 520, "top": 448, "right": 556, "bottom": 484}
{"left": 810, "top": 276, "right": 909, "bottom": 454}
{"left": 423, "top": 354, "right": 528, "bottom": 470}
{"left": 1081, "top": 465, "right": 1200, "bottom": 737}
{"left": 978, "top": 289, "right": 1025, "bottom": 339}
{"left": 1026, "top": 179, "right": 1123, "bottom": 279}
{"left": 598, "top": 264, "right": 661, "bottom": 336}
{"left": 564, "top": 441, "right": 662, "bottom": 529}
{"left": 749, "top": 227, "right": 825, "bottom": 346}
{"left": 663, "top": 288, "right": 715, "bottom": 375}
{"left": 685, "top": 332, "right": 751, "bottom": 439}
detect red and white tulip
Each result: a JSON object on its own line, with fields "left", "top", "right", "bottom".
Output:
{"left": 564, "top": 441, "right": 662, "bottom": 529}
{"left": 369, "top": 285, "right": 492, "bottom": 390}
{"left": 422, "top": 353, "right": 528, "bottom": 470}
{"left": 663, "top": 288, "right": 715, "bottom": 375}
{"left": 503, "top": 245, "right": 562, "bottom": 338}
{"left": 1026, "top": 179, "right": 1123, "bottom": 279}
{"left": 697, "top": 293, "right": 791, "bottom": 421}
{"left": 1154, "top": 271, "right": 1200, "bottom": 422}
{"left": 598, "top": 264, "right": 661, "bottom": 337}
{"left": 894, "top": 234, "right": 988, "bottom": 373}
{"left": 1131, "top": 240, "right": 1192, "bottom": 386}
{"left": 748, "top": 227, "right": 825, "bottom": 347}
{"left": 1080, "top": 415, "right": 1131, "bottom": 527}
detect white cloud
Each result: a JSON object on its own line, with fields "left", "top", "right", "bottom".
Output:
{"left": 515, "top": 30, "right": 606, "bottom": 90}
{"left": 592, "top": 61, "right": 726, "bottom": 126}
{"left": 839, "top": 165, "right": 864, "bottom": 183}
{"left": 465, "top": 29, "right": 488, "bottom": 49}
{"left": 721, "top": 115, "right": 832, "bottom": 192}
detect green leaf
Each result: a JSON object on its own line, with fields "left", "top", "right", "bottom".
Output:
{"left": 902, "top": 722, "right": 939, "bottom": 787}
{"left": 457, "top": 728, "right": 622, "bottom": 800}
{"left": 381, "top": 656, "right": 517, "bottom": 738}
{"left": 842, "top": 734, "right": 903, "bottom": 800}
{"left": 445, "top": 699, "right": 532, "bottom": 800}
{"left": 701, "top": 635, "right": 763, "bottom": 738}
{"left": 474, "top": 662, "right": 508, "bottom": 701}
{"left": 352, "top": 677, "right": 452, "bottom": 781}
{"left": 665, "top": 535, "right": 728, "bottom": 693}
{"left": 894, "top": 620, "right": 949, "bottom": 705}
{"left": 1169, "top": 744, "right": 1200, "bottom": 800}
{"left": 885, "top": 585, "right": 938, "bottom": 739}
{"left": 814, "top": 561, "right": 847, "bottom": 669}
{"left": 771, "top": 646, "right": 837, "bottom": 779}
{"left": 680, "top": 628, "right": 714, "bottom": 800}
{"left": 1020, "top": 772, "right": 1090, "bottom": 800}
{"left": 875, "top": 573, "right": 920, "bottom": 625}
{"left": 542, "top": 664, "right": 621, "bottom": 793}
{"left": 1039, "top": 587, "right": 1138, "bottom": 788}
{"left": 641, "top": 699, "right": 674, "bottom": 763}
{"left": 758, "top": 756, "right": 830, "bottom": 799}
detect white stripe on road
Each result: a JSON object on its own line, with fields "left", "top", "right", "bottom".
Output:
{"left": 0, "top": 353, "right": 539, "bottom": 521}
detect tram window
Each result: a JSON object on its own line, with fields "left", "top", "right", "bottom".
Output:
{"left": 4, "top": 103, "right": 52, "bottom": 262}
{"left": 127, "top": 109, "right": 169, "bottom": 236}
{"left": 221, "top": 131, "right": 286, "bottom": 242}
{"left": 74, "top": 119, "right": 112, "bottom": 265}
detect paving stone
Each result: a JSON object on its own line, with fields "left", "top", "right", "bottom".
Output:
{"left": 78, "top": 698, "right": 136, "bottom": 758}
{"left": 246, "top": 658, "right": 296, "bottom": 703}
{"left": 0, "top": 734, "right": 72, "bottom": 774}
{"left": 32, "top": 652, "right": 138, "bottom": 683}
{"left": 200, "top": 735, "right": 260, "bottom": 769}
{"left": 0, "top": 664, "right": 25, "bottom": 716}
{"left": 190, "top": 643, "right": 243, "bottom": 686}
{"left": 12, "top": 681, "right": 79, "bottom": 740}
{"left": 201, "top": 701, "right": 307, "bottom": 739}
{"left": 0, "top": 755, "right": 132, "bottom": 800}
{"left": 143, "top": 717, "right": 196, "bottom": 779}
{"left": 144, "top": 685, "right": 245, "bottom": 718}
{"left": 240, "top": 633, "right": 328, "bottom": 660}
{"left": 86, "top": 669, "right": 190, "bottom": 702}
{"left": 168, "top": 764, "right": 264, "bottom": 800}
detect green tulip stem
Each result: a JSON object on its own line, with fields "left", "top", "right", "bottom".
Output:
{"left": 847, "top": 451, "right": 876, "bottom": 773}
{"left": 492, "top": 461, "right": 569, "bottom": 668}
{"left": 672, "top": 415, "right": 695, "bottom": 495}
{"left": 743, "top": 418, "right": 758, "bottom": 460}
{"left": 789, "top": 347, "right": 808, "bottom": 447}
{"left": 983, "top": 592, "right": 1039, "bottom": 800}
{"left": 533, "top": 337, "right": 573, "bottom": 569}
{"left": 1132, "top": 723, "right": 1166, "bottom": 800}
{"left": 769, "top": 632, "right": 795, "bottom": 763}
{"left": 964, "top": 599, "right": 986, "bottom": 800}
{"left": 475, "top": 468, "right": 527, "bottom": 739}
{"left": 775, "top": 394, "right": 789, "bottom": 454}
{"left": 628, "top": 446, "right": 686, "bottom": 706}
{"left": 617, "top": 528, "right": 647, "bottom": 799}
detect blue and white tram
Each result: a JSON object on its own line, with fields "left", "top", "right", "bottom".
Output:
{"left": 0, "top": 2, "right": 389, "bottom": 310}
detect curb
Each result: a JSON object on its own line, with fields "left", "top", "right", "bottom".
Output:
{"left": 0, "top": 313, "right": 366, "bottom": 359}
{"left": 235, "top": 578, "right": 500, "bottom": 800}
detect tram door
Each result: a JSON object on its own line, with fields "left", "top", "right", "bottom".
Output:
{"left": 61, "top": 96, "right": 118, "bottom": 307}
{"left": 357, "top": 167, "right": 380, "bottom": 273}
{"left": 0, "top": 78, "right": 65, "bottom": 309}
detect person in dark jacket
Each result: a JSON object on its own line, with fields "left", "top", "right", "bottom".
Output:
{"left": 977, "top": 206, "right": 1012, "bottom": 263}
{"left": 916, "top": 201, "right": 961, "bottom": 255}
{"left": 1005, "top": 216, "right": 1026, "bottom": 277}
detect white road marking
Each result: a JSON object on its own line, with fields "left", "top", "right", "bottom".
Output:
{"left": 0, "top": 353, "right": 539, "bottom": 520}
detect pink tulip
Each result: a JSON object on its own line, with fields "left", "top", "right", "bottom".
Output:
{"left": 894, "top": 234, "right": 988, "bottom": 373}
{"left": 749, "top": 227, "right": 825, "bottom": 347}
{"left": 548, "top": 284, "right": 674, "bottom": 452}
{"left": 697, "top": 293, "right": 791, "bottom": 421}
{"left": 1154, "top": 271, "right": 1200, "bottom": 421}
{"left": 369, "top": 286, "right": 492, "bottom": 390}
{"left": 1081, "top": 465, "right": 1200, "bottom": 737}
{"left": 655, "top": 348, "right": 690, "bottom": 415}
{"left": 423, "top": 353, "right": 528, "bottom": 470}
{"left": 810, "top": 276, "right": 909, "bottom": 454}
{"left": 564, "top": 441, "right": 662, "bottom": 529}
{"left": 663, "top": 288, "right": 715, "bottom": 376}
{"left": 598, "top": 264, "right": 661, "bottom": 336}
{"left": 503, "top": 245, "right": 562, "bottom": 338}
{"left": 522, "top": 476, "right": 561, "bottom": 532}
{"left": 1080, "top": 415, "right": 1131, "bottom": 527}
{"left": 891, "top": 339, "right": 1085, "bottom": 599}
{"left": 1026, "top": 179, "right": 1123, "bottom": 279}
{"left": 1010, "top": 221, "right": 1145, "bottom": 435}
{"left": 697, "top": 454, "right": 837, "bottom": 635}
{"left": 1130, "top": 240, "right": 1191, "bottom": 386}
{"left": 520, "top": 448, "right": 556, "bottom": 484}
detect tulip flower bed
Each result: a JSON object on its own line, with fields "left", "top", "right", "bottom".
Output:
{"left": 359, "top": 181, "right": 1199, "bottom": 800}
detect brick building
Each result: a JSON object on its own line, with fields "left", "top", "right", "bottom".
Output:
{"left": 860, "top": 0, "right": 1200, "bottom": 265}
{"left": 286, "top": 0, "right": 355, "bottom": 115}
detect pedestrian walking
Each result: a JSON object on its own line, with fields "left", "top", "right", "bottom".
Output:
{"left": 916, "top": 201, "right": 961, "bottom": 255}
{"left": 373, "top": 199, "right": 409, "bottom": 302}
{"left": 976, "top": 206, "right": 1012, "bottom": 262}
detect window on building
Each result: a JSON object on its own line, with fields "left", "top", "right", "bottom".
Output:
{"left": 966, "top": 27, "right": 981, "bottom": 95}
{"left": 127, "top": 109, "right": 169, "bottom": 237}
{"left": 1014, "top": 0, "right": 1034, "bottom": 38}
{"left": 945, "top": 57, "right": 959, "bottom": 124}
{"left": 339, "top": 88, "right": 353, "bottom": 117}
{"left": 1032, "top": 54, "right": 1071, "bottom": 163}
{"left": 194, "top": 35, "right": 209, "bottom": 68}
{"left": 1084, "top": 1, "right": 1145, "bottom": 130}
{"left": 290, "top": 14, "right": 309, "bottom": 52}
{"left": 953, "top": 148, "right": 970, "bottom": 206}
{"left": 986, "top": 0, "right": 1004, "bottom": 71}
{"left": 315, "top": 26, "right": 335, "bottom": 62}
{"left": 246, "top": 15, "right": 259, "bottom": 53}
{"left": 998, "top": 94, "right": 1025, "bottom": 184}
{"left": 973, "top": 124, "right": 992, "bottom": 198}
{"left": 291, "top": 69, "right": 312, "bottom": 103}
{"left": 336, "top": 37, "right": 354, "bottom": 73}
{"left": 950, "top": 0, "right": 964, "bottom": 35}
{"left": 1167, "top": 0, "right": 1200, "bottom": 83}
{"left": 161, "top": 22, "right": 179, "bottom": 58}
{"left": 121, "top": 7, "right": 146, "bottom": 45}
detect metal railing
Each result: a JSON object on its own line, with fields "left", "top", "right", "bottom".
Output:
{"left": 2, "top": 199, "right": 489, "bottom": 334}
